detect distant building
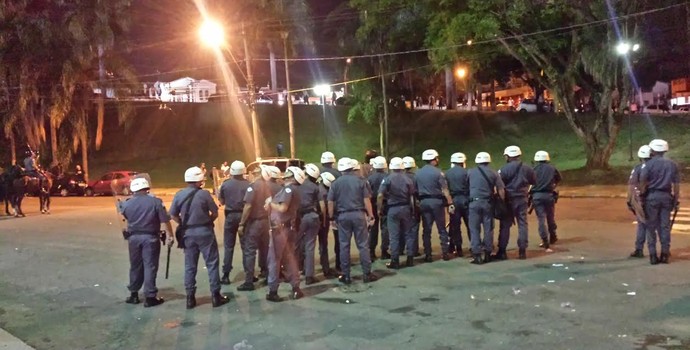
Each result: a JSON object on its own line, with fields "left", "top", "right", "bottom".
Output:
{"left": 636, "top": 81, "right": 670, "bottom": 106}
{"left": 670, "top": 78, "right": 690, "bottom": 106}
{"left": 146, "top": 77, "right": 217, "bottom": 103}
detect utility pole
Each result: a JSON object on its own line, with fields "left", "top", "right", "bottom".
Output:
{"left": 380, "top": 57, "right": 389, "bottom": 158}
{"left": 242, "top": 22, "right": 261, "bottom": 161}
{"left": 281, "top": 31, "right": 295, "bottom": 158}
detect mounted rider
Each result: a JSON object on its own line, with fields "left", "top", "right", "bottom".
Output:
{"left": 22, "top": 150, "right": 46, "bottom": 187}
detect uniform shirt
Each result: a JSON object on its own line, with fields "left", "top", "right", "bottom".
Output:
{"left": 328, "top": 172, "right": 371, "bottom": 213}
{"left": 367, "top": 171, "right": 387, "bottom": 201}
{"left": 415, "top": 164, "right": 448, "bottom": 197}
{"left": 640, "top": 155, "right": 680, "bottom": 194}
{"left": 122, "top": 193, "right": 170, "bottom": 233}
{"left": 321, "top": 165, "right": 342, "bottom": 179}
{"left": 243, "top": 178, "right": 272, "bottom": 219}
{"left": 532, "top": 162, "right": 562, "bottom": 193}
{"left": 498, "top": 161, "right": 536, "bottom": 197}
{"left": 468, "top": 164, "right": 505, "bottom": 199}
{"left": 271, "top": 183, "right": 301, "bottom": 224}
{"left": 628, "top": 163, "right": 643, "bottom": 188}
{"left": 268, "top": 180, "right": 282, "bottom": 196}
{"left": 379, "top": 172, "right": 414, "bottom": 206}
{"left": 218, "top": 177, "right": 250, "bottom": 211}
{"left": 169, "top": 186, "right": 218, "bottom": 226}
{"left": 296, "top": 180, "right": 321, "bottom": 213}
{"left": 446, "top": 166, "right": 469, "bottom": 197}
{"left": 24, "top": 157, "right": 36, "bottom": 172}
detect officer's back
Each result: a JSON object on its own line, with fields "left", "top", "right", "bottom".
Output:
{"left": 499, "top": 160, "right": 535, "bottom": 197}
{"left": 246, "top": 178, "right": 272, "bottom": 219}
{"left": 219, "top": 177, "right": 250, "bottom": 211}
{"left": 122, "top": 193, "right": 168, "bottom": 233}
{"left": 469, "top": 164, "right": 503, "bottom": 199}
{"left": 415, "top": 164, "right": 444, "bottom": 197}
{"left": 642, "top": 156, "right": 679, "bottom": 194}
{"left": 330, "top": 173, "right": 368, "bottom": 213}
{"left": 170, "top": 186, "right": 217, "bottom": 227}
{"left": 533, "top": 162, "right": 561, "bottom": 193}
{"left": 446, "top": 165, "right": 469, "bottom": 197}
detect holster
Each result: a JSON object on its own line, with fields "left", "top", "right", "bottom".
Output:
{"left": 122, "top": 230, "right": 132, "bottom": 240}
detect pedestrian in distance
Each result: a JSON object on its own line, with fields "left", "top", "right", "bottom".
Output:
{"left": 639, "top": 139, "right": 680, "bottom": 265}
{"left": 627, "top": 146, "right": 650, "bottom": 258}
{"left": 468, "top": 152, "right": 505, "bottom": 264}
{"left": 218, "top": 161, "right": 250, "bottom": 285}
{"left": 169, "top": 166, "right": 229, "bottom": 309}
{"left": 531, "top": 151, "right": 561, "bottom": 251}
{"left": 120, "top": 177, "right": 173, "bottom": 307}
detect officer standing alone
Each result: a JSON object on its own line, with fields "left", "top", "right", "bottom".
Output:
{"left": 468, "top": 152, "right": 505, "bottom": 264}
{"left": 415, "top": 149, "right": 455, "bottom": 262}
{"left": 378, "top": 157, "right": 415, "bottom": 268}
{"left": 496, "top": 145, "right": 536, "bottom": 260}
{"left": 218, "top": 161, "right": 250, "bottom": 285}
{"left": 627, "top": 146, "right": 650, "bottom": 258}
{"left": 446, "top": 152, "right": 470, "bottom": 257}
{"left": 639, "top": 139, "right": 680, "bottom": 265}
{"left": 265, "top": 167, "right": 305, "bottom": 301}
{"left": 120, "top": 177, "right": 173, "bottom": 307}
{"left": 169, "top": 166, "right": 229, "bottom": 309}
{"left": 531, "top": 151, "right": 561, "bottom": 251}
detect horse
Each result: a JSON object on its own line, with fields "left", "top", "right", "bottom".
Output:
{"left": 7, "top": 165, "right": 53, "bottom": 216}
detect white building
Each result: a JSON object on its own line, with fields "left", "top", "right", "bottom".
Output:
{"left": 636, "top": 81, "right": 669, "bottom": 106}
{"left": 147, "top": 77, "right": 217, "bottom": 103}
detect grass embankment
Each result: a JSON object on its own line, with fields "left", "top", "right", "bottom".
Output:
{"left": 89, "top": 103, "right": 690, "bottom": 187}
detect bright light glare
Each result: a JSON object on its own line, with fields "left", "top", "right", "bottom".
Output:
{"left": 467, "top": 40, "right": 473, "bottom": 45}
{"left": 346, "top": 58, "right": 352, "bottom": 64}
{"left": 456, "top": 67, "right": 467, "bottom": 79}
{"left": 199, "top": 20, "right": 225, "bottom": 48}
{"left": 616, "top": 42, "right": 631, "bottom": 55}
{"left": 313, "top": 84, "right": 331, "bottom": 96}
{"left": 632, "top": 43, "right": 640, "bottom": 51}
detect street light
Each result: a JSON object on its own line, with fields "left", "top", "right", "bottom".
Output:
{"left": 313, "top": 84, "right": 330, "bottom": 149}
{"left": 199, "top": 19, "right": 261, "bottom": 161}
{"left": 344, "top": 58, "right": 352, "bottom": 95}
{"left": 616, "top": 41, "right": 641, "bottom": 161}
{"left": 456, "top": 67, "right": 468, "bottom": 109}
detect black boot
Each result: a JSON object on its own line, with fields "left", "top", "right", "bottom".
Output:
{"left": 290, "top": 288, "right": 305, "bottom": 300}
{"left": 484, "top": 252, "right": 493, "bottom": 263}
{"left": 220, "top": 272, "right": 231, "bottom": 285}
{"left": 492, "top": 249, "right": 507, "bottom": 261}
{"left": 125, "top": 292, "right": 140, "bottom": 304}
{"left": 144, "top": 297, "right": 165, "bottom": 308}
{"left": 650, "top": 255, "right": 659, "bottom": 265}
{"left": 236, "top": 282, "right": 255, "bottom": 291}
{"left": 266, "top": 291, "right": 281, "bottom": 302}
{"left": 549, "top": 234, "right": 558, "bottom": 245}
{"left": 470, "top": 254, "right": 483, "bottom": 265}
{"left": 518, "top": 248, "right": 527, "bottom": 260}
{"left": 455, "top": 247, "right": 464, "bottom": 257}
{"left": 629, "top": 249, "right": 644, "bottom": 258}
{"left": 423, "top": 254, "right": 433, "bottom": 263}
{"left": 406, "top": 256, "right": 414, "bottom": 267}
{"left": 442, "top": 253, "right": 451, "bottom": 261}
{"left": 660, "top": 253, "right": 670, "bottom": 264}
{"left": 212, "top": 292, "right": 229, "bottom": 307}
{"left": 386, "top": 259, "right": 400, "bottom": 269}
{"left": 539, "top": 239, "right": 550, "bottom": 249}
{"left": 305, "top": 276, "right": 317, "bottom": 285}
{"left": 363, "top": 273, "right": 378, "bottom": 283}
{"left": 381, "top": 251, "right": 391, "bottom": 259}
{"left": 338, "top": 275, "right": 352, "bottom": 285}
{"left": 186, "top": 293, "right": 196, "bottom": 309}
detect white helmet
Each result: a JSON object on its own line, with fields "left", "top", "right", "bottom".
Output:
{"left": 534, "top": 151, "right": 550, "bottom": 162}
{"left": 637, "top": 145, "right": 651, "bottom": 159}
{"left": 504, "top": 145, "right": 522, "bottom": 157}
{"left": 321, "top": 151, "right": 336, "bottom": 164}
{"left": 475, "top": 152, "right": 491, "bottom": 164}
{"left": 649, "top": 139, "right": 669, "bottom": 152}
{"left": 304, "top": 163, "right": 320, "bottom": 179}
{"left": 350, "top": 158, "right": 361, "bottom": 170}
{"left": 285, "top": 166, "right": 306, "bottom": 184}
{"left": 450, "top": 152, "right": 466, "bottom": 164}
{"left": 389, "top": 157, "right": 404, "bottom": 170}
{"left": 229, "top": 160, "right": 246, "bottom": 175}
{"left": 268, "top": 166, "right": 282, "bottom": 179}
{"left": 372, "top": 156, "right": 387, "bottom": 169}
{"left": 402, "top": 156, "right": 416, "bottom": 169}
{"left": 259, "top": 165, "right": 272, "bottom": 181}
{"left": 320, "top": 172, "right": 336, "bottom": 187}
{"left": 184, "top": 166, "right": 205, "bottom": 182}
{"left": 130, "top": 177, "right": 150, "bottom": 192}
{"left": 337, "top": 157, "right": 353, "bottom": 172}
{"left": 422, "top": 149, "right": 439, "bottom": 161}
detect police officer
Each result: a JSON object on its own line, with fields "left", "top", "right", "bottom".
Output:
{"left": 468, "top": 152, "right": 505, "bottom": 264}
{"left": 640, "top": 139, "right": 680, "bottom": 265}
{"left": 120, "top": 177, "right": 173, "bottom": 307}
{"left": 298, "top": 164, "right": 324, "bottom": 285}
{"left": 403, "top": 156, "right": 421, "bottom": 256}
{"left": 320, "top": 151, "right": 342, "bottom": 179}
{"left": 496, "top": 145, "right": 536, "bottom": 260}
{"left": 367, "top": 156, "right": 388, "bottom": 260}
{"left": 218, "top": 161, "right": 250, "bottom": 285}
{"left": 627, "top": 146, "right": 650, "bottom": 258}
{"left": 446, "top": 152, "right": 470, "bottom": 257}
{"left": 416, "top": 149, "right": 455, "bottom": 262}
{"left": 236, "top": 165, "right": 272, "bottom": 291}
{"left": 319, "top": 172, "right": 339, "bottom": 274}
{"left": 265, "top": 167, "right": 305, "bottom": 301}
{"left": 378, "top": 157, "right": 415, "bottom": 268}
{"left": 327, "top": 157, "right": 377, "bottom": 284}
{"left": 531, "top": 151, "right": 562, "bottom": 251}
{"left": 169, "top": 166, "right": 228, "bottom": 309}
{"left": 23, "top": 150, "right": 45, "bottom": 185}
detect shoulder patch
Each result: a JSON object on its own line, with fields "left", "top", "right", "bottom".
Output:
{"left": 286, "top": 188, "right": 292, "bottom": 193}
{"left": 247, "top": 187, "right": 253, "bottom": 192}
{"left": 641, "top": 164, "right": 646, "bottom": 169}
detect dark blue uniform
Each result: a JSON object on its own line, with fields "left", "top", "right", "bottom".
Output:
{"left": 415, "top": 164, "right": 450, "bottom": 257}
{"left": 405, "top": 170, "right": 420, "bottom": 255}
{"left": 218, "top": 177, "right": 250, "bottom": 277}
{"left": 241, "top": 178, "right": 271, "bottom": 284}
{"left": 497, "top": 161, "right": 536, "bottom": 252}
{"left": 121, "top": 193, "right": 170, "bottom": 298}
{"left": 446, "top": 165, "right": 470, "bottom": 253}
{"left": 468, "top": 165, "right": 505, "bottom": 256}
{"left": 379, "top": 172, "right": 414, "bottom": 261}
{"left": 267, "top": 183, "right": 301, "bottom": 293}
{"left": 628, "top": 163, "right": 646, "bottom": 252}
{"left": 169, "top": 186, "right": 220, "bottom": 295}
{"left": 319, "top": 183, "right": 337, "bottom": 272}
{"left": 640, "top": 155, "right": 680, "bottom": 260}
{"left": 532, "top": 162, "right": 561, "bottom": 247}
{"left": 368, "top": 170, "right": 388, "bottom": 257}
{"left": 296, "top": 179, "right": 322, "bottom": 279}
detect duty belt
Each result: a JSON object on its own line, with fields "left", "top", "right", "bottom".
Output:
{"left": 418, "top": 194, "right": 444, "bottom": 200}
{"left": 338, "top": 209, "right": 365, "bottom": 215}
{"left": 224, "top": 209, "right": 243, "bottom": 214}
{"left": 130, "top": 231, "right": 158, "bottom": 236}
{"left": 299, "top": 208, "right": 317, "bottom": 216}
{"left": 186, "top": 223, "right": 213, "bottom": 229}
{"left": 387, "top": 202, "right": 410, "bottom": 208}
{"left": 451, "top": 192, "right": 469, "bottom": 197}
{"left": 469, "top": 197, "right": 491, "bottom": 202}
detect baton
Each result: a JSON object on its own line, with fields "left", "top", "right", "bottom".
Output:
{"left": 671, "top": 204, "right": 680, "bottom": 230}
{"left": 165, "top": 243, "right": 172, "bottom": 279}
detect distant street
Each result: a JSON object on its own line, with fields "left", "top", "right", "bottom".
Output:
{"left": 2, "top": 196, "right": 690, "bottom": 349}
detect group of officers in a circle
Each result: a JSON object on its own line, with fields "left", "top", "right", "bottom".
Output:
{"left": 118, "top": 138, "right": 677, "bottom": 308}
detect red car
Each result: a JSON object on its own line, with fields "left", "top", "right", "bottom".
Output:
{"left": 85, "top": 171, "right": 138, "bottom": 196}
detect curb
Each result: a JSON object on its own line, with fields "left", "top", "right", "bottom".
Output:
{"left": 0, "top": 328, "right": 34, "bottom": 350}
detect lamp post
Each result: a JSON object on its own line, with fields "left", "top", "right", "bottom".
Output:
{"left": 199, "top": 19, "right": 261, "bottom": 161}
{"left": 344, "top": 58, "right": 352, "bottom": 96}
{"left": 313, "top": 84, "right": 330, "bottom": 149}
{"left": 456, "top": 67, "right": 467, "bottom": 109}
{"left": 281, "top": 31, "right": 295, "bottom": 158}
{"left": 616, "top": 41, "right": 640, "bottom": 161}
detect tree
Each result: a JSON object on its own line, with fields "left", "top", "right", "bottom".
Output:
{"left": 426, "top": 0, "right": 662, "bottom": 169}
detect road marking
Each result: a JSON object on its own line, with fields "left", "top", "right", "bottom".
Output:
{"left": 631, "top": 207, "right": 690, "bottom": 234}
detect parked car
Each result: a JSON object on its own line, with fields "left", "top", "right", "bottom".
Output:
{"left": 517, "top": 99, "right": 551, "bottom": 113}
{"left": 642, "top": 104, "right": 672, "bottom": 114}
{"left": 256, "top": 94, "right": 273, "bottom": 104}
{"left": 85, "top": 170, "right": 138, "bottom": 196}
{"left": 245, "top": 158, "right": 305, "bottom": 178}
{"left": 50, "top": 172, "right": 87, "bottom": 197}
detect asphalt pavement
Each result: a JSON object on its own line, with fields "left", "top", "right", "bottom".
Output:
{"left": 2, "top": 191, "right": 690, "bottom": 349}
